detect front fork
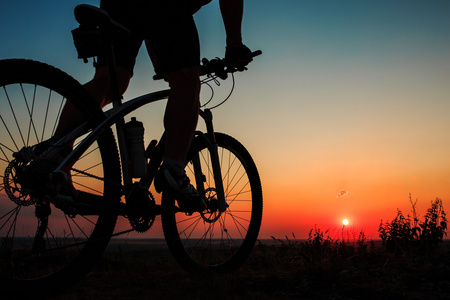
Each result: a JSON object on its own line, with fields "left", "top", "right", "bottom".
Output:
{"left": 196, "top": 109, "right": 227, "bottom": 212}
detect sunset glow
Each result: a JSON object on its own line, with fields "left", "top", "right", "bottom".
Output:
{"left": 343, "top": 219, "right": 349, "bottom": 226}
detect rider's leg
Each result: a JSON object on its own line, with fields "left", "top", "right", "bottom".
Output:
{"left": 54, "top": 66, "right": 131, "bottom": 138}
{"left": 144, "top": 40, "right": 200, "bottom": 164}
{"left": 153, "top": 65, "right": 205, "bottom": 210}
{"left": 163, "top": 66, "right": 200, "bottom": 164}
{"left": 143, "top": 6, "right": 204, "bottom": 208}
{"left": 146, "top": 40, "right": 204, "bottom": 208}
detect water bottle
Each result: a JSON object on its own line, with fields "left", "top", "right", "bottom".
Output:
{"left": 125, "top": 117, "right": 146, "bottom": 178}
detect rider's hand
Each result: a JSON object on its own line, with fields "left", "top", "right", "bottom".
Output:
{"left": 225, "top": 44, "right": 253, "bottom": 71}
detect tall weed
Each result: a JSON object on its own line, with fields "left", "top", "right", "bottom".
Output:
{"left": 378, "top": 195, "right": 447, "bottom": 254}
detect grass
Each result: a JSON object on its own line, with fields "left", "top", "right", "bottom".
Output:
{"left": 50, "top": 197, "right": 450, "bottom": 299}
{"left": 50, "top": 237, "right": 450, "bottom": 299}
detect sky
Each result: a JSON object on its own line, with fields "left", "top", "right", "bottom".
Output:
{"left": 1, "top": 0, "right": 450, "bottom": 240}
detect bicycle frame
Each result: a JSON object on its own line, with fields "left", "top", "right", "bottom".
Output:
{"left": 52, "top": 82, "right": 228, "bottom": 212}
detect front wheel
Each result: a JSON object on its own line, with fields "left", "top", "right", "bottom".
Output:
{"left": 161, "top": 133, "right": 263, "bottom": 272}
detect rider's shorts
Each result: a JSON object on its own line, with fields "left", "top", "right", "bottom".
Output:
{"left": 96, "top": 0, "right": 201, "bottom": 76}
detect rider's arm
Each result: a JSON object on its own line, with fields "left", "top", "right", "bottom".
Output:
{"left": 219, "top": 0, "right": 243, "bottom": 47}
{"left": 219, "top": 0, "right": 253, "bottom": 70}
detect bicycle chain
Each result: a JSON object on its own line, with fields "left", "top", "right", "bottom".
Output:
{"left": 70, "top": 167, "right": 106, "bottom": 182}
{"left": 71, "top": 166, "right": 156, "bottom": 233}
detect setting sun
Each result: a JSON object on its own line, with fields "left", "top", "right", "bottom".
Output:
{"left": 343, "top": 219, "right": 349, "bottom": 226}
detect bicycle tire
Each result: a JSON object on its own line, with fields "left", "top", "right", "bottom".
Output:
{"left": 161, "top": 133, "right": 263, "bottom": 272}
{"left": 0, "top": 59, "right": 121, "bottom": 295}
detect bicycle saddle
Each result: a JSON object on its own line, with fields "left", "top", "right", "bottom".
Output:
{"left": 74, "top": 4, "right": 130, "bottom": 33}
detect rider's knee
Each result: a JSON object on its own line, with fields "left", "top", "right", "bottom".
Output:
{"left": 166, "top": 66, "right": 200, "bottom": 96}
{"left": 98, "top": 66, "right": 131, "bottom": 93}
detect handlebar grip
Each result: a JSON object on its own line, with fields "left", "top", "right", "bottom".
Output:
{"left": 251, "top": 50, "right": 262, "bottom": 57}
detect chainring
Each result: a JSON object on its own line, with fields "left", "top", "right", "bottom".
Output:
{"left": 128, "top": 191, "right": 157, "bottom": 233}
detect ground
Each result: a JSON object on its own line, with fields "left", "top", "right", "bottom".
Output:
{"left": 48, "top": 239, "right": 450, "bottom": 300}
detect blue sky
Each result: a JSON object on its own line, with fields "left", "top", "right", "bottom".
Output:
{"left": 2, "top": 0, "right": 450, "bottom": 238}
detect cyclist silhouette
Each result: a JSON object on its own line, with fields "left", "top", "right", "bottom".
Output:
{"left": 53, "top": 0, "right": 254, "bottom": 210}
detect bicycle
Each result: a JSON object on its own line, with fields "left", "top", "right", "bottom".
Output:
{"left": 0, "top": 4, "right": 262, "bottom": 295}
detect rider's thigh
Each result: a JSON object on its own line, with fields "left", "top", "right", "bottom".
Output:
{"left": 85, "top": 66, "right": 132, "bottom": 108}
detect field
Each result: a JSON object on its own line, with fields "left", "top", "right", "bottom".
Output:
{"left": 47, "top": 236, "right": 450, "bottom": 300}
{"left": 47, "top": 198, "right": 450, "bottom": 299}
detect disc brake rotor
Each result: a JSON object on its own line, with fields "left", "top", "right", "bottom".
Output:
{"left": 4, "top": 159, "right": 37, "bottom": 206}
{"left": 201, "top": 188, "right": 222, "bottom": 223}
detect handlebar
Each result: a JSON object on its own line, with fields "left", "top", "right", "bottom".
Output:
{"left": 153, "top": 50, "right": 262, "bottom": 81}
{"left": 200, "top": 50, "right": 262, "bottom": 80}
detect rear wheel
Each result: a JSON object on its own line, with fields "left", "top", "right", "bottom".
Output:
{"left": 0, "top": 59, "right": 121, "bottom": 294}
{"left": 162, "top": 133, "right": 263, "bottom": 272}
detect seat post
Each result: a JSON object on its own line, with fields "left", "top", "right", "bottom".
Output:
{"left": 105, "top": 45, "right": 122, "bottom": 108}
{"left": 104, "top": 43, "right": 134, "bottom": 184}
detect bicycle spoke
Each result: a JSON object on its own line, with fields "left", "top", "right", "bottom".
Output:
{"left": 0, "top": 142, "right": 14, "bottom": 162}
{"left": 218, "top": 215, "right": 240, "bottom": 245}
{"left": 226, "top": 211, "right": 247, "bottom": 239}
{"left": 178, "top": 215, "right": 202, "bottom": 240}
{"left": 0, "top": 115, "right": 20, "bottom": 152}
{"left": 0, "top": 205, "right": 21, "bottom": 234}
{"left": 2, "top": 86, "right": 26, "bottom": 147}
{"left": 51, "top": 96, "right": 66, "bottom": 138}
{"left": 21, "top": 84, "right": 39, "bottom": 146}
{"left": 164, "top": 133, "right": 262, "bottom": 270}
{"left": 41, "top": 89, "right": 52, "bottom": 142}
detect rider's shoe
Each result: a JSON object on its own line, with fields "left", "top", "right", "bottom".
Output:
{"left": 33, "top": 138, "right": 78, "bottom": 199}
{"left": 154, "top": 164, "right": 206, "bottom": 212}
{"left": 32, "top": 137, "right": 72, "bottom": 163}
{"left": 32, "top": 137, "right": 58, "bottom": 156}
